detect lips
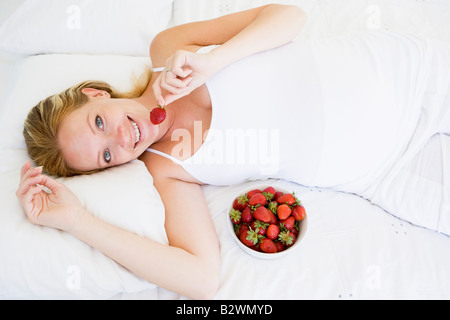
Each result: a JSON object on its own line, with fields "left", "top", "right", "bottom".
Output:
{"left": 127, "top": 116, "right": 141, "bottom": 148}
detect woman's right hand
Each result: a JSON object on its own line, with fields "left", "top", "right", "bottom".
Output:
{"left": 16, "top": 161, "right": 85, "bottom": 232}
{"left": 152, "top": 49, "right": 217, "bottom": 106}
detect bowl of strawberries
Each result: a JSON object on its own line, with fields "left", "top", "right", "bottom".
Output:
{"left": 228, "top": 185, "right": 307, "bottom": 259}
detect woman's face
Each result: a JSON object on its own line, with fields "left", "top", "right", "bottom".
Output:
{"left": 58, "top": 89, "right": 158, "bottom": 172}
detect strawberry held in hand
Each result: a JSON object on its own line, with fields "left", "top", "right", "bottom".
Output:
{"left": 150, "top": 105, "right": 166, "bottom": 125}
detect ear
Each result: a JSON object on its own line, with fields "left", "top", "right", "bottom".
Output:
{"left": 81, "top": 88, "right": 111, "bottom": 98}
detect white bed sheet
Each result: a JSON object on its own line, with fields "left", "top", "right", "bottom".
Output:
{"left": 1, "top": 0, "right": 449, "bottom": 300}
{"left": 114, "top": 178, "right": 450, "bottom": 300}
{"left": 206, "top": 179, "right": 450, "bottom": 299}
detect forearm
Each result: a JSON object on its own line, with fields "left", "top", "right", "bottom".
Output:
{"left": 210, "top": 5, "right": 306, "bottom": 69}
{"left": 70, "top": 210, "right": 218, "bottom": 299}
{"left": 150, "top": 4, "right": 307, "bottom": 105}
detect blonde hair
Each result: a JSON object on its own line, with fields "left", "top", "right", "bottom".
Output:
{"left": 23, "top": 66, "right": 152, "bottom": 177}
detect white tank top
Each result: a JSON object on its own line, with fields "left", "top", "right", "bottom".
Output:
{"left": 148, "top": 31, "right": 429, "bottom": 192}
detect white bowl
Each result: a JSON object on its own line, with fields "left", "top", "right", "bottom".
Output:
{"left": 227, "top": 185, "right": 308, "bottom": 260}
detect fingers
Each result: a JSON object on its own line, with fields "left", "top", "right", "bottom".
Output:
{"left": 20, "top": 160, "right": 31, "bottom": 179}
{"left": 19, "top": 164, "right": 42, "bottom": 186}
{"left": 16, "top": 167, "right": 45, "bottom": 219}
{"left": 172, "top": 67, "right": 193, "bottom": 80}
{"left": 152, "top": 70, "right": 193, "bottom": 106}
{"left": 17, "top": 169, "right": 44, "bottom": 197}
{"left": 37, "top": 174, "right": 61, "bottom": 194}
{"left": 16, "top": 164, "right": 60, "bottom": 200}
{"left": 160, "top": 75, "right": 192, "bottom": 97}
{"left": 171, "top": 50, "right": 193, "bottom": 78}
{"left": 152, "top": 50, "right": 196, "bottom": 106}
{"left": 22, "top": 184, "right": 43, "bottom": 212}
{"left": 164, "top": 69, "right": 191, "bottom": 88}
{"left": 16, "top": 169, "right": 61, "bottom": 219}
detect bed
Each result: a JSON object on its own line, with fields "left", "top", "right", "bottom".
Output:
{"left": 1, "top": 0, "right": 449, "bottom": 300}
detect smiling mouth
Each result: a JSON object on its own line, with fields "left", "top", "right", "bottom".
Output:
{"left": 128, "top": 117, "right": 141, "bottom": 147}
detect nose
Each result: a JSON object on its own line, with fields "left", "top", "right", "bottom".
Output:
{"left": 114, "top": 123, "right": 130, "bottom": 149}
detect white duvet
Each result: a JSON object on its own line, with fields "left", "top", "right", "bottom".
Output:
{"left": 365, "top": 37, "right": 450, "bottom": 236}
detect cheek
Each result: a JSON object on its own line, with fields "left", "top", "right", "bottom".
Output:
{"left": 113, "top": 148, "right": 137, "bottom": 165}
{"left": 147, "top": 122, "right": 159, "bottom": 139}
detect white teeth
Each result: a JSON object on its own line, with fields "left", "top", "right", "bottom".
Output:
{"left": 131, "top": 121, "right": 140, "bottom": 144}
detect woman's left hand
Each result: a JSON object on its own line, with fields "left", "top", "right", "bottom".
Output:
{"left": 153, "top": 50, "right": 215, "bottom": 106}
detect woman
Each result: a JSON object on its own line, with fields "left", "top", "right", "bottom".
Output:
{"left": 17, "top": 5, "right": 306, "bottom": 299}
{"left": 16, "top": 4, "right": 450, "bottom": 298}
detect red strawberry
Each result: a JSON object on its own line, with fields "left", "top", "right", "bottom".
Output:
{"left": 278, "top": 230, "right": 296, "bottom": 247}
{"left": 292, "top": 205, "right": 306, "bottom": 221}
{"left": 253, "top": 206, "right": 271, "bottom": 223}
{"left": 150, "top": 105, "right": 166, "bottom": 125}
{"left": 233, "top": 194, "right": 249, "bottom": 211}
{"left": 266, "top": 224, "right": 280, "bottom": 240}
{"left": 260, "top": 238, "right": 277, "bottom": 253}
{"left": 249, "top": 193, "right": 267, "bottom": 207}
{"left": 235, "top": 223, "right": 249, "bottom": 238}
{"left": 240, "top": 228, "right": 260, "bottom": 247}
{"left": 277, "top": 203, "right": 292, "bottom": 220}
{"left": 277, "top": 193, "right": 296, "bottom": 205}
{"left": 241, "top": 206, "right": 253, "bottom": 223}
{"left": 229, "top": 209, "right": 241, "bottom": 225}
{"left": 251, "top": 220, "right": 268, "bottom": 235}
{"left": 247, "top": 189, "right": 262, "bottom": 198}
{"left": 262, "top": 187, "right": 276, "bottom": 201}
{"left": 268, "top": 210, "right": 278, "bottom": 225}
{"left": 279, "top": 216, "right": 296, "bottom": 230}
{"left": 290, "top": 225, "right": 299, "bottom": 237}
{"left": 274, "top": 191, "right": 283, "bottom": 201}
{"left": 268, "top": 201, "right": 278, "bottom": 214}
{"left": 263, "top": 186, "right": 276, "bottom": 196}
{"left": 232, "top": 199, "right": 241, "bottom": 210}
{"left": 274, "top": 241, "right": 286, "bottom": 252}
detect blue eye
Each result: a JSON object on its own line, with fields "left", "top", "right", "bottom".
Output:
{"left": 104, "top": 149, "right": 111, "bottom": 163}
{"left": 96, "top": 116, "right": 103, "bottom": 129}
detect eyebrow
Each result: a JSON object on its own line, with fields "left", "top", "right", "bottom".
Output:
{"left": 87, "top": 113, "right": 103, "bottom": 169}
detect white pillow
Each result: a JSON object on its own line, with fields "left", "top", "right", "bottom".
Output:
{"left": 172, "top": 0, "right": 273, "bottom": 25}
{"left": 0, "top": 161, "right": 168, "bottom": 299}
{"left": 0, "top": 54, "right": 168, "bottom": 298}
{"left": 0, "top": 0, "right": 173, "bottom": 56}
